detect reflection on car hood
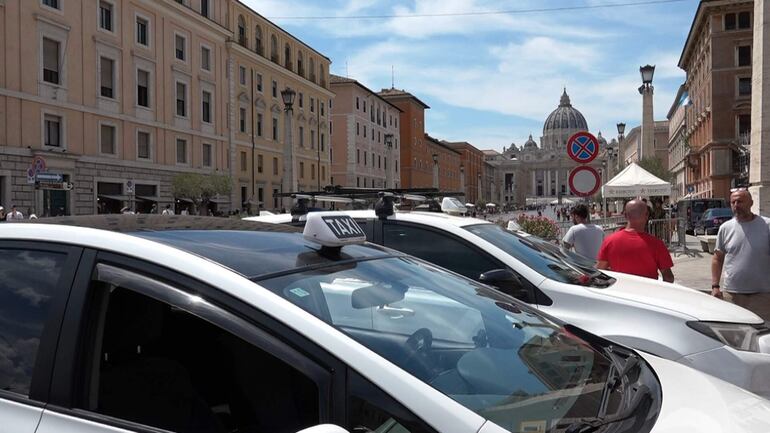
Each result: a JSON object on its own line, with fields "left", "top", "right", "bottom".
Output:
{"left": 595, "top": 271, "right": 762, "bottom": 324}
{"left": 642, "top": 353, "right": 770, "bottom": 432}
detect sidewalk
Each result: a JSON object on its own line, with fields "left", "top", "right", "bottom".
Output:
{"left": 671, "top": 235, "right": 712, "bottom": 292}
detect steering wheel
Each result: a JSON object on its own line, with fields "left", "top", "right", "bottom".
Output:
{"left": 402, "top": 328, "right": 434, "bottom": 379}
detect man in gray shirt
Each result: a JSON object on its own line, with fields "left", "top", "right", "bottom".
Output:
{"left": 563, "top": 204, "right": 604, "bottom": 260}
{"left": 711, "top": 189, "right": 770, "bottom": 320}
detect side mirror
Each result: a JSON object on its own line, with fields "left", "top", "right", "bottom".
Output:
{"left": 296, "top": 425, "right": 351, "bottom": 433}
{"left": 479, "top": 269, "right": 531, "bottom": 302}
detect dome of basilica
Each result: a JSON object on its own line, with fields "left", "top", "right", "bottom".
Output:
{"left": 523, "top": 134, "right": 538, "bottom": 150}
{"left": 543, "top": 89, "right": 588, "bottom": 135}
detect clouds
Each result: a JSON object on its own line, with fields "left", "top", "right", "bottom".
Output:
{"left": 246, "top": 0, "right": 693, "bottom": 150}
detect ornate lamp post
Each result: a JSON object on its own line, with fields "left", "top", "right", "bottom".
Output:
{"left": 638, "top": 65, "right": 655, "bottom": 160}
{"left": 432, "top": 153, "right": 439, "bottom": 188}
{"left": 616, "top": 122, "right": 626, "bottom": 171}
{"left": 384, "top": 133, "right": 394, "bottom": 188}
{"left": 280, "top": 87, "right": 296, "bottom": 211}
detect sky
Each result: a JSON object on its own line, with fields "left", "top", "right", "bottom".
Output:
{"left": 243, "top": 0, "right": 698, "bottom": 152}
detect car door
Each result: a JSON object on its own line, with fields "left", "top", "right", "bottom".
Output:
{"left": 0, "top": 241, "right": 81, "bottom": 433}
{"left": 39, "top": 251, "right": 341, "bottom": 433}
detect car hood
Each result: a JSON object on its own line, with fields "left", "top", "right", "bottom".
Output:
{"left": 594, "top": 271, "right": 763, "bottom": 324}
{"left": 644, "top": 353, "right": 770, "bottom": 432}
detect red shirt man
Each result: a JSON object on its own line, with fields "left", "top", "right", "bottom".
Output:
{"left": 597, "top": 199, "right": 675, "bottom": 282}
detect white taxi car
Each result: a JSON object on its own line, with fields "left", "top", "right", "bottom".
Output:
{"left": 250, "top": 207, "right": 770, "bottom": 398}
{"left": 4, "top": 214, "right": 770, "bottom": 433}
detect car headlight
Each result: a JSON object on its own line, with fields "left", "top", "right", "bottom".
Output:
{"left": 687, "top": 321, "right": 769, "bottom": 352}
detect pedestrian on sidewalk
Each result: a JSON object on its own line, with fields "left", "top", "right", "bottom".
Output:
{"left": 563, "top": 204, "right": 604, "bottom": 260}
{"left": 6, "top": 205, "right": 24, "bottom": 221}
{"left": 711, "top": 189, "right": 770, "bottom": 320}
{"left": 597, "top": 199, "right": 675, "bottom": 282}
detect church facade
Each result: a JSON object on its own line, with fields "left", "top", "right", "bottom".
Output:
{"left": 484, "top": 90, "right": 616, "bottom": 206}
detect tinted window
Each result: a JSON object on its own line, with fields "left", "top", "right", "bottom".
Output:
{"left": 348, "top": 371, "right": 436, "bottom": 433}
{"left": 77, "top": 267, "right": 320, "bottom": 433}
{"left": 383, "top": 223, "right": 502, "bottom": 281}
{"left": 0, "top": 248, "right": 67, "bottom": 396}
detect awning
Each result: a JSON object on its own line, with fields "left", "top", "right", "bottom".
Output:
{"left": 98, "top": 194, "right": 129, "bottom": 201}
{"left": 135, "top": 196, "right": 158, "bottom": 202}
{"left": 208, "top": 197, "right": 230, "bottom": 204}
{"left": 175, "top": 197, "right": 194, "bottom": 204}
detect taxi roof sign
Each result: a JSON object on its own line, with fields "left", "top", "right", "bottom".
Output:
{"left": 303, "top": 212, "right": 366, "bottom": 248}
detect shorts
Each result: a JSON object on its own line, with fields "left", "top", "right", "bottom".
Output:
{"left": 723, "top": 291, "right": 770, "bottom": 322}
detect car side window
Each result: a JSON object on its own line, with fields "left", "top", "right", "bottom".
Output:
{"left": 383, "top": 223, "right": 502, "bottom": 281}
{"left": 0, "top": 247, "right": 68, "bottom": 397}
{"left": 348, "top": 370, "right": 437, "bottom": 433}
{"left": 75, "top": 263, "right": 322, "bottom": 433}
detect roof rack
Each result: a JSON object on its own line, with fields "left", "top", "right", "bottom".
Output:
{"left": 276, "top": 186, "right": 466, "bottom": 220}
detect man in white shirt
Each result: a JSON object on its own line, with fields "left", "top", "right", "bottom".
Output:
{"left": 5, "top": 205, "right": 24, "bottom": 221}
{"left": 563, "top": 204, "right": 604, "bottom": 260}
{"left": 161, "top": 204, "right": 174, "bottom": 216}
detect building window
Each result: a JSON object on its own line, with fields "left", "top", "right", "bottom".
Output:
{"left": 299, "top": 161, "right": 304, "bottom": 178}
{"left": 255, "top": 25, "right": 263, "bottom": 56}
{"left": 310, "top": 97, "right": 315, "bottom": 112}
{"left": 284, "top": 43, "right": 292, "bottom": 70}
{"left": 237, "top": 16, "right": 246, "bottom": 47}
{"left": 297, "top": 51, "right": 304, "bottom": 77}
{"left": 43, "top": 38, "right": 60, "bottom": 84}
{"left": 240, "top": 151, "right": 247, "bottom": 171}
{"left": 725, "top": 13, "right": 736, "bottom": 30}
{"left": 321, "top": 134, "right": 325, "bottom": 152}
{"left": 201, "top": 46, "right": 211, "bottom": 71}
{"left": 364, "top": 126, "right": 367, "bottom": 138}
{"left": 321, "top": 102, "right": 325, "bottom": 116}
{"left": 100, "top": 57, "right": 115, "bottom": 98}
{"left": 309, "top": 57, "right": 316, "bottom": 82}
{"left": 363, "top": 101, "right": 366, "bottom": 113}
{"left": 356, "top": 97, "right": 359, "bottom": 110}
{"left": 273, "top": 157, "right": 278, "bottom": 175}
{"left": 356, "top": 122, "right": 360, "bottom": 135}
{"left": 42, "top": 0, "right": 59, "bottom": 9}
{"left": 201, "top": 0, "right": 210, "bottom": 18}
{"left": 357, "top": 149, "right": 360, "bottom": 163}
{"left": 321, "top": 165, "right": 325, "bottom": 180}
{"left": 136, "top": 17, "right": 149, "bottom": 46}
{"left": 364, "top": 151, "right": 367, "bottom": 166}
{"left": 44, "top": 114, "right": 61, "bottom": 147}
{"left": 738, "top": 45, "right": 751, "bottom": 67}
{"left": 257, "top": 113, "right": 263, "bottom": 136}
{"left": 176, "top": 138, "right": 187, "bottom": 163}
{"left": 175, "top": 34, "right": 186, "bottom": 61}
{"left": 202, "top": 91, "right": 212, "bottom": 123}
{"left": 99, "top": 1, "right": 114, "bottom": 32}
{"left": 311, "top": 164, "right": 315, "bottom": 180}
{"left": 100, "top": 124, "right": 116, "bottom": 154}
{"left": 739, "top": 77, "right": 751, "bottom": 96}
{"left": 258, "top": 187, "right": 264, "bottom": 204}
{"left": 272, "top": 117, "right": 278, "bottom": 140}
{"left": 202, "top": 143, "right": 212, "bottom": 167}
{"left": 299, "top": 92, "right": 304, "bottom": 109}
{"left": 738, "top": 114, "right": 751, "bottom": 137}
{"left": 738, "top": 11, "right": 751, "bottom": 29}
{"left": 137, "top": 131, "right": 150, "bottom": 159}
{"left": 272, "top": 80, "right": 277, "bottom": 98}
{"left": 137, "top": 69, "right": 150, "bottom": 107}
{"left": 299, "top": 126, "right": 304, "bottom": 147}
{"left": 270, "top": 35, "right": 278, "bottom": 63}
{"left": 256, "top": 73, "right": 263, "bottom": 92}
{"left": 257, "top": 154, "right": 263, "bottom": 173}
{"left": 176, "top": 82, "right": 187, "bottom": 116}
{"left": 239, "top": 66, "right": 246, "bottom": 85}
{"left": 311, "top": 131, "right": 316, "bottom": 149}
{"left": 239, "top": 107, "right": 247, "bottom": 132}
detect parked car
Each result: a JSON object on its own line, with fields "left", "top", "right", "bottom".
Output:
{"left": 694, "top": 207, "right": 733, "bottom": 235}
{"left": 250, "top": 206, "right": 770, "bottom": 398}
{"left": 9, "top": 214, "right": 770, "bottom": 432}
{"left": 677, "top": 198, "right": 726, "bottom": 234}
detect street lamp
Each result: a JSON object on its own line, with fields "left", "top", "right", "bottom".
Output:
{"left": 281, "top": 87, "right": 296, "bottom": 211}
{"left": 616, "top": 122, "right": 626, "bottom": 171}
{"left": 459, "top": 163, "right": 466, "bottom": 201}
{"left": 384, "top": 134, "right": 394, "bottom": 187}
{"left": 432, "top": 153, "right": 439, "bottom": 189}
{"left": 640, "top": 64, "right": 656, "bottom": 86}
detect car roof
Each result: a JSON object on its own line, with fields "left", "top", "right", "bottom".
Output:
{"left": 245, "top": 209, "right": 494, "bottom": 228}
{"left": 17, "top": 215, "right": 394, "bottom": 279}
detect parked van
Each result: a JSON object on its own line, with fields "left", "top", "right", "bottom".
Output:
{"left": 677, "top": 197, "right": 726, "bottom": 234}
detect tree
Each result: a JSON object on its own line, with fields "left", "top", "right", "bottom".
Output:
{"left": 633, "top": 157, "right": 672, "bottom": 183}
{"left": 172, "top": 173, "right": 232, "bottom": 215}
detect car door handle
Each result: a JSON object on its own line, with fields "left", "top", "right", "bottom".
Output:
{"left": 376, "top": 305, "right": 415, "bottom": 319}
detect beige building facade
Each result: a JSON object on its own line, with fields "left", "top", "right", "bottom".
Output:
{"left": 0, "top": 0, "right": 331, "bottom": 216}
{"left": 329, "top": 75, "right": 401, "bottom": 189}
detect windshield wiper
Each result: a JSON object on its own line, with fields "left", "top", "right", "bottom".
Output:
{"left": 565, "top": 384, "right": 651, "bottom": 433}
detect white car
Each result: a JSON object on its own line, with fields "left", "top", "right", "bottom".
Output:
{"left": 4, "top": 214, "right": 770, "bottom": 433}
{"left": 249, "top": 208, "right": 770, "bottom": 398}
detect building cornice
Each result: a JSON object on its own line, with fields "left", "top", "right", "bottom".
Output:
{"left": 679, "top": 0, "right": 753, "bottom": 69}
{"left": 144, "top": 0, "right": 233, "bottom": 39}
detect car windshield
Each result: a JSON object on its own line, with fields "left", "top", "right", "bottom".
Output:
{"left": 707, "top": 208, "right": 733, "bottom": 218}
{"left": 463, "top": 224, "right": 601, "bottom": 285}
{"left": 258, "top": 256, "right": 618, "bottom": 432}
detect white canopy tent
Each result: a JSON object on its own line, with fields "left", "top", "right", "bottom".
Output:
{"left": 602, "top": 163, "right": 671, "bottom": 198}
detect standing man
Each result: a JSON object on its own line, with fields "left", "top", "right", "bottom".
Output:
{"left": 563, "top": 204, "right": 604, "bottom": 259}
{"left": 5, "top": 205, "right": 24, "bottom": 221}
{"left": 711, "top": 189, "right": 770, "bottom": 320}
{"left": 162, "top": 204, "right": 174, "bottom": 216}
{"left": 596, "top": 199, "right": 674, "bottom": 282}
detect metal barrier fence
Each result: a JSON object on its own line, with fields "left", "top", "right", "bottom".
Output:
{"left": 554, "top": 216, "right": 627, "bottom": 240}
{"left": 554, "top": 217, "right": 685, "bottom": 248}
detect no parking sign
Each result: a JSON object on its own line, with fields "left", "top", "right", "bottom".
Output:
{"left": 566, "top": 132, "right": 599, "bottom": 164}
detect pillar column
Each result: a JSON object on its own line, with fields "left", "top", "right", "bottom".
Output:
{"left": 640, "top": 86, "right": 654, "bottom": 160}
{"left": 282, "top": 110, "right": 295, "bottom": 211}
{"left": 751, "top": 0, "right": 770, "bottom": 213}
